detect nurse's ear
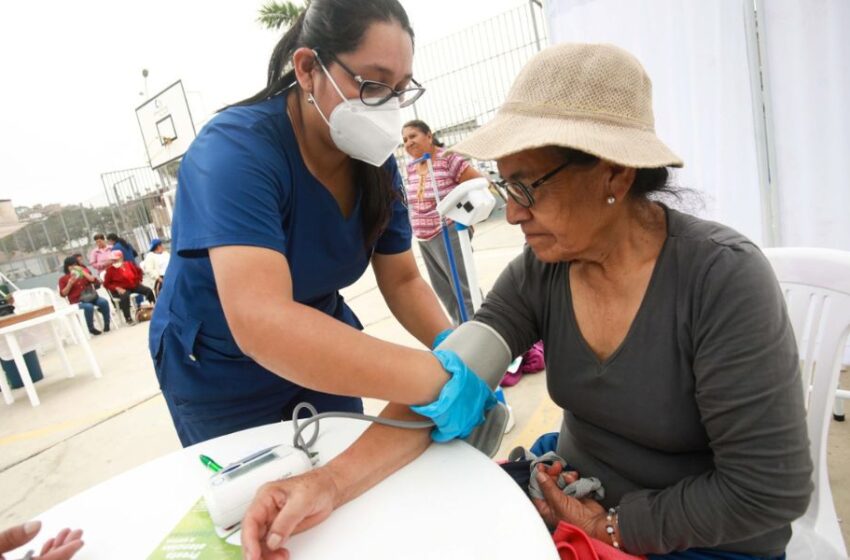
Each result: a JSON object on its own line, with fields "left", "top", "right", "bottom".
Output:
{"left": 292, "top": 47, "right": 318, "bottom": 94}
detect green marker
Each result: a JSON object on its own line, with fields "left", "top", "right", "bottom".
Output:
{"left": 200, "top": 454, "right": 222, "bottom": 473}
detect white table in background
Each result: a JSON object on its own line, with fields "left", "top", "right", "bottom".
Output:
{"left": 0, "top": 305, "right": 102, "bottom": 407}
{"left": 10, "top": 418, "right": 559, "bottom": 559}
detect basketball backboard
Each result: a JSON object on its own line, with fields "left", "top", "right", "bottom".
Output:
{"left": 136, "top": 80, "right": 197, "bottom": 169}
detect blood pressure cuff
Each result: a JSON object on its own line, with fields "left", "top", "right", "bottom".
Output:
{"left": 435, "top": 321, "right": 513, "bottom": 457}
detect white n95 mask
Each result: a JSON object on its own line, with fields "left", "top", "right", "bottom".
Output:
{"left": 310, "top": 64, "right": 402, "bottom": 167}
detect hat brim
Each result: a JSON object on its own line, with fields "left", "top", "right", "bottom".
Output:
{"left": 450, "top": 111, "right": 683, "bottom": 169}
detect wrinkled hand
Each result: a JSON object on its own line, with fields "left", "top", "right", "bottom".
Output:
{"left": 531, "top": 464, "right": 607, "bottom": 538}
{"left": 0, "top": 521, "right": 84, "bottom": 560}
{"left": 241, "top": 468, "right": 339, "bottom": 560}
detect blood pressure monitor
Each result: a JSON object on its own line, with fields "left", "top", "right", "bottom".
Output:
{"left": 204, "top": 444, "right": 314, "bottom": 529}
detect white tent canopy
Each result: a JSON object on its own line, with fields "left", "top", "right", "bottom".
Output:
{"left": 544, "top": 0, "right": 850, "bottom": 250}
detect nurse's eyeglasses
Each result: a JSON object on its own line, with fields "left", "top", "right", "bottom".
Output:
{"left": 313, "top": 50, "right": 426, "bottom": 108}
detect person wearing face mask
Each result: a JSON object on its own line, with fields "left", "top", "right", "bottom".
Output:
{"left": 104, "top": 250, "right": 155, "bottom": 324}
{"left": 148, "top": 0, "right": 496, "bottom": 449}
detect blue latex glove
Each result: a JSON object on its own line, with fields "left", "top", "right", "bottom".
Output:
{"left": 432, "top": 328, "right": 454, "bottom": 349}
{"left": 411, "top": 349, "right": 498, "bottom": 442}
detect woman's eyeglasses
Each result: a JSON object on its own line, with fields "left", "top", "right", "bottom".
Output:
{"left": 314, "top": 50, "right": 425, "bottom": 108}
{"left": 495, "top": 160, "right": 574, "bottom": 208}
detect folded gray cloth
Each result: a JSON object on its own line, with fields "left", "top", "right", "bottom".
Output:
{"left": 509, "top": 447, "right": 605, "bottom": 501}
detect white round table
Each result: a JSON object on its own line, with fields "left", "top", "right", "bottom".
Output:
{"left": 10, "top": 418, "right": 559, "bottom": 559}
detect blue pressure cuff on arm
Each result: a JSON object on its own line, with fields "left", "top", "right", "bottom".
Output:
{"left": 432, "top": 328, "right": 454, "bottom": 349}
{"left": 410, "top": 349, "right": 497, "bottom": 442}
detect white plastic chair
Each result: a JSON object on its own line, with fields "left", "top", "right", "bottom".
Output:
{"left": 763, "top": 247, "right": 849, "bottom": 559}
{"left": 94, "top": 286, "right": 124, "bottom": 329}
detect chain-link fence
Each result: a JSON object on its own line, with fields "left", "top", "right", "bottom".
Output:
{"left": 100, "top": 164, "right": 176, "bottom": 251}
{"left": 0, "top": 165, "right": 176, "bottom": 289}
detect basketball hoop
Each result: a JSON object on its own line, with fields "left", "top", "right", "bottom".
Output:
{"left": 136, "top": 80, "right": 197, "bottom": 169}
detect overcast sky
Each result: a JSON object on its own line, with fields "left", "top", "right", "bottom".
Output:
{"left": 0, "top": 0, "right": 526, "bottom": 208}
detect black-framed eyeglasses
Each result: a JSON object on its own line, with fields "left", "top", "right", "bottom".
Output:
{"left": 496, "top": 160, "right": 574, "bottom": 208}
{"left": 313, "top": 50, "right": 425, "bottom": 108}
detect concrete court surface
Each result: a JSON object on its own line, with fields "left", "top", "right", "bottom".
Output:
{"left": 1, "top": 207, "right": 848, "bottom": 550}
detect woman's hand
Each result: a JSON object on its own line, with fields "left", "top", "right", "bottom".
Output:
{"left": 531, "top": 465, "right": 609, "bottom": 540}
{"left": 0, "top": 521, "right": 84, "bottom": 560}
{"left": 241, "top": 468, "right": 340, "bottom": 560}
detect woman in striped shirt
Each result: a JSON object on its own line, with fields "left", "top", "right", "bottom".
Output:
{"left": 402, "top": 120, "right": 483, "bottom": 323}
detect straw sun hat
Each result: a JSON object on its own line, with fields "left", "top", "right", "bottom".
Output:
{"left": 451, "top": 43, "right": 683, "bottom": 168}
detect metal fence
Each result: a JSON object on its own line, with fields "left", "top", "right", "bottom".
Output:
{"left": 100, "top": 165, "right": 176, "bottom": 251}
{"left": 399, "top": 0, "right": 547, "bottom": 171}
{"left": 0, "top": 166, "right": 176, "bottom": 288}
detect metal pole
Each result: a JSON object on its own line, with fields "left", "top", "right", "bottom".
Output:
{"left": 40, "top": 220, "right": 53, "bottom": 249}
{"left": 113, "top": 185, "right": 130, "bottom": 235}
{"left": 58, "top": 209, "right": 71, "bottom": 248}
{"left": 81, "top": 205, "right": 92, "bottom": 239}
{"left": 25, "top": 226, "right": 36, "bottom": 253}
{"left": 747, "top": 0, "right": 781, "bottom": 246}
{"left": 529, "top": 0, "right": 543, "bottom": 52}
{"left": 101, "top": 174, "right": 121, "bottom": 234}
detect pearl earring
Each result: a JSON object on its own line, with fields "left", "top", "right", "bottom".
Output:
{"left": 606, "top": 195, "right": 616, "bottom": 205}
{"left": 306, "top": 93, "right": 315, "bottom": 105}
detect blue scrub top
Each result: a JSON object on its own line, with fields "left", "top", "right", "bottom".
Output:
{"left": 149, "top": 95, "right": 411, "bottom": 406}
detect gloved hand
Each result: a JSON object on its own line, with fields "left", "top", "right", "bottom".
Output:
{"left": 411, "top": 349, "right": 498, "bottom": 442}
{"left": 431, "top": 328, "right": 454, "bottom": 349}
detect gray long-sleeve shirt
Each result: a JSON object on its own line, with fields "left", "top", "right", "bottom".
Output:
{"left": 475, "top": 207, "right": 812, "bottom": 556}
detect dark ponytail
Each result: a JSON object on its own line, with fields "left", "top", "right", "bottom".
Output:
{"left": 233, "top": 0, "right": 416, "bottom": 248}
{"left": 403, "top": 119, "right": 444, "bottom": 148}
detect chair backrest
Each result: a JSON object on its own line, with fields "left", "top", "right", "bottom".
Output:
{"left": 762, "top": 247, "right": 850, "bottom": 554}
{"left": 12, "top": 287, "right": 65, "bottom": 312}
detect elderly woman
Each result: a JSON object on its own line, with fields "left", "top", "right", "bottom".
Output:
{"left": 241, "top": 44, "right": 812, "bottom": 559}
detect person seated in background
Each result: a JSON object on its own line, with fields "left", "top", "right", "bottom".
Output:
{"left": 0, "top": 520, "right": 83, "bottom": 560}
{"left": 86, "top": 233, "right": 114, "bottom": 275}
{"left": 103, "top": 250, "right": 155, "bottom": 324}
{"left": 141, "top": 238, "right": 170, "bottom": 297}
{"left": 58, "top": 256, "right": 111, "bottom": 335}
{"left": 106, "top": 233, "right": 138, "bottom": 263}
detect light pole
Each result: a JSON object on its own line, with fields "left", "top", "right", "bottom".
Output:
{"left": 141, "top": 68, "right": 149, "bottom": 99}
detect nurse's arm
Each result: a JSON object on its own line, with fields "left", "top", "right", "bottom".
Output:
{"left": 372, "top": 249, "right": 452, "bottom": 347}
{"left": 209, "top": 245, "right": 448, "bottom": 406}
{"left": 242, "top": 402, "right": 430, "bottom": 558}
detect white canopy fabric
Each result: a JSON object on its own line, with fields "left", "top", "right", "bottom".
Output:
{"left": 544, "top": 0, "right": 850, "bottom": 251}
{"left": 758, "top": 0, "right": 850, "bottom": 250}
{"left": 544, "top": 0, "right": 767, "bottom": 244}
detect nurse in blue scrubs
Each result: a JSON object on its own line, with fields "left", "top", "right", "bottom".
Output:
{"left": 150, "top": 0, "right": 491, "bottom": 447}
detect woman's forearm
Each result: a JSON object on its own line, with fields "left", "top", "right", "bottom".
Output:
{"left": 233, "top": 298, "right": 447, "bottom": 406}
{"left": 61, "top": 278, "right": 75, "bottom": 296}
{"left": 326, "top": 402, "right": 433, "bottom": 507}
{"left": 212, "top": 246, "right": 449, "bottom": 406}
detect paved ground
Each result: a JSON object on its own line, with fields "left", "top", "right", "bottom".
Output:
{"left": 1, "top": 208, "right": 847, "bottom": 549}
